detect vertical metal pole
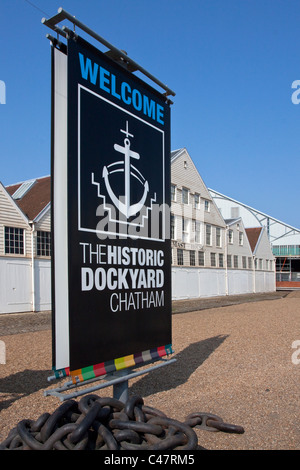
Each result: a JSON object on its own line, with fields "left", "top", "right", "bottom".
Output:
{"left": 113, "top": 369, "right": 129, "bottom": 403}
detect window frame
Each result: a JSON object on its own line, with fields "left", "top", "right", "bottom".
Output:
{"left": 190, "top": 250, "right": 195, "bottom": 266}
{"left": 198, "top": 251, "right": 205, "bottom": 266}
{"left": 177, "top": 249, "right": 184, "bottom": 266}
{"left": 216, "top": 227, "right": 222, "bottom": 247}
{"left": 37, "top": 230, "right": 51, "bottom": 257}
{"left": 219, "top": 253, "right": 224, "bottom": 268}
{"left": 234, "top": 255, "right": 239, "bottom": 268}
{"left": 182, "top": 187, "right": 189, "bottom": 205}
{"left": 205, "top": 224, "right": 212, "bottom": 246}
{"left": 239, "top": 231, "right": 244, "bottom": 246}
{"left": 171, "top": 184, "right": 176, "bottom": 202}
{"left": 171, "top": 214, "right": 175, "bottom": 240}
{"left": 4, "top": 226, "right": 24, "bottom": 255}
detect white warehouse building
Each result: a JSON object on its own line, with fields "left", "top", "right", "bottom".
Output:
{"left": 0, "top": 148, "right": 277, "bottom": 313}
{"left": 209, "top": 188, "right": 300, "bottom": 290}
{"left": 170, "top": 149, "right": 275, "bottom": 300}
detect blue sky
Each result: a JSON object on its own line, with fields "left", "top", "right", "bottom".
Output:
{"left": 1, "top": 0, "right": 300, "bottom": 228}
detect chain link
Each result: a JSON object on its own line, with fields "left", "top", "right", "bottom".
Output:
{"left": 0, "top": 394, "right": 244, "bottom": 450}
{"left": 185, "top": 412, "right": 245, "bottom": 434}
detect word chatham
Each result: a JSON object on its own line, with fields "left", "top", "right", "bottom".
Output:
{"left": 80, "top": 242, "right": 165, "bottom": 313}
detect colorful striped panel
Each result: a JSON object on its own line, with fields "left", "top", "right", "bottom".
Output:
{"left": 53, "top": 367, "right": 70, "bottom": 380}
{"left": 53, "top": 344, "right": 173, "bottom": 384}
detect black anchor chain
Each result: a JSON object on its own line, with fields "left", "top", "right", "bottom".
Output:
{"left": 0, "top": 394, "right": 244, "bottom": 450}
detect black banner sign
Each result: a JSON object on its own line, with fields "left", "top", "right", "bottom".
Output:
{"left": 66, "top": 37, "right": 171, "bottom": 374}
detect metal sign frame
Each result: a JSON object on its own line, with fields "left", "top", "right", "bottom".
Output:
{"left": 44, "top": 9, "right": 175, "bottom": 400}
{"left": 42, "top": 7, "right": 175, "bottom": 99}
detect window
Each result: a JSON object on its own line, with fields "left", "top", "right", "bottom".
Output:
{"left": 211, "top": 252, "right": 216, "bottom": 267}
{"left": 4, "top": 227, "right": 24, "bottom": 254}
{"left": 259, "top": 259, "right": 263, "bottom": 270}
{"left": 239, "top": 232, "right": 243, "bottom": 246}
{"left": 219, "top": 253, "right": 224, "bottom": 267}
{"left": 182, "top": 218, "right": 189, "bottom": 243}
{"left": 182, "top": 187, "right": 189, "bottom": 204}
{"left": 192, "top": 220, "right": 201, "bottom": 243}
{"left": 248, "top": 257, "right": 252, "bottom": 269}
{"left": 177, "top": 249, "right": 184, "bottom": 265}
{"left": 227, "top": 255, "right": 232, "bottom": 268}
{"left": 171, "top": 184, "right": 176, "bottom": 202}
{"left": 190, "top": 250, "right": 195, "bottom": 266}
{"left": 234, "top": 255, "right": 239, "bottom": 268}
{"left": 242, "top": 256, "right": 247, "bottom": 268}
{"left": 204, "top": 200, "right": 210, "bottom": 212}
{"left": 37, "top": 231, "right": 51, "bottom": 257}
{"left": 195, "top": 221, "right": 200, "bottom": 243}
{"left": 198, "top": 251, "right": 205, "bottom": 266}
{"left": 206, "top": 224, "right": 212, "bottom": 245}
{"left": 216, "top": 227, "right": 221, "bottom": 247}
{"left": 228, "top": 230, "right": 233, "bottom": 244}
{"left": 171, "top": 214, "right": 175, "bottom": 240}
{"left": 194, "top": 193, "right": 200, "bottom": 209}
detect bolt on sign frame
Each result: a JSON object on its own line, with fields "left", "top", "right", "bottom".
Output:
{"left": 43, "top": 9, "right": 175, "bottom": 400}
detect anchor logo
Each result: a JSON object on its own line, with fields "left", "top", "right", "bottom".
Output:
{"left": 101, "top": 121, "right": 150, "bottom": 219}
{"left": 79, "top": 86, "right": 165, "bottom": 241}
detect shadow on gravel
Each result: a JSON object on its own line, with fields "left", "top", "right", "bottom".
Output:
{"left": 130, "top": 334, "right": 228, "bottom": 398}
{"left": 0, "top": 369, "right": 51, "bottom": 411}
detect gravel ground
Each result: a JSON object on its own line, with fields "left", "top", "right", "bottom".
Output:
{"left": 0, "top": 290, "right": 299, "bottom": 450}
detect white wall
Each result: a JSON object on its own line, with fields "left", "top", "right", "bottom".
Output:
{"left": 34, "top": 259, "right": 51, "bottom": 311}
{"left": 255, "top": 271, "right": 276, "bottom": 293}
{"left": 0, "top": 260, "right": 276, "bottom": 312}
{"left": 172, "top": 266, "right": 275, "bottom": 300}
{"left": 0, "top": 257, "right": 32, "bottom": 313}
{"left": 172, "top": 267, "right": 227, "bottom": 299}
{"left": 0, "top": 256, "right": 51, "bottom": 314}
{"left": 227, "top": 269, "right": 254, "bottom": 295}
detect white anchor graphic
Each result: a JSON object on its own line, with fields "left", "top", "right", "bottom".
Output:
{"left": 102, "top": 121, "right": 149, "bottom": 219}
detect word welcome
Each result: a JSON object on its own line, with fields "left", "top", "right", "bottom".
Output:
{"left": 79, "top": 53, "right": 165, "bottom": 124}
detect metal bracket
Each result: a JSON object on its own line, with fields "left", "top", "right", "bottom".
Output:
{"left": 42, "top": 7, "right": 175, "bottom": 99}
{"left": 44, "top": 357, "right": 177, "bottom": 402}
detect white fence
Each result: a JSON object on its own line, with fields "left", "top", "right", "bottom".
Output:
{"left": 172, "top": 266, "right": 275, "bottom": 300}
{"left": 0, "top": 258, "right": 275, "bottom": 313}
